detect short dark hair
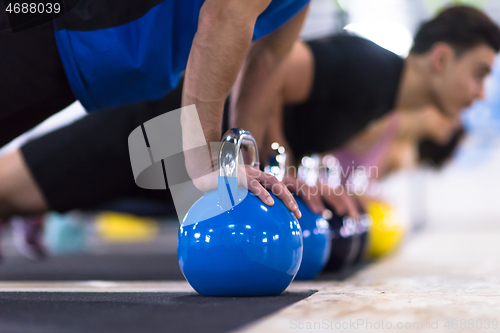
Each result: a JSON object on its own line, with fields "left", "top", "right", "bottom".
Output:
{"left": 418, "top": 127, "right": 466, "bottom": 169}
{"left": 411, "top": 5, "right": 500, "bottom": 55}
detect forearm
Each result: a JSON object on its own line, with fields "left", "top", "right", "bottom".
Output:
{"left": 177, "top": 1, "right": 305, "bottom": 218}
{"left": 182, "top": 0, "right": 271, "bottom": 146}
{"left": 230, "top": 5, "right": 309, "bottom": 149}
{"left": 231, "top": 48, "right": 290, "bottom": 150}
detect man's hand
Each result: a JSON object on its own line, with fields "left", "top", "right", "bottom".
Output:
{"left": 320, "top": 183, "right": 359, "bottom": 220}
{"left": 183, "top": 157, "right": 302, "bottom": 219}
{"left": 282, "top": 175, "right": 359, "bottom": 220}
{"left": 182, "top": 0, "right": 274, "bottom": 145}
{"left": 247, "top": 167, "right": 301, "bottom": 219}
{"left": 181, "top": 105, "right": 306, "bottom": 216}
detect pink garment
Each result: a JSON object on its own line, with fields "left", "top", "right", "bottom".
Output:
{"left": 332, "top": 111, "right": 401, "bottom": 184}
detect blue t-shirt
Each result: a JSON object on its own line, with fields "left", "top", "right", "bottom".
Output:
{"left": 54, "top": 0, "right": 309, "bottom": 112}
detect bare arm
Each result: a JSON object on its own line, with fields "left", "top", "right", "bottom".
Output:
{"left": 260, "top": 40, "right": 314, "bottom": 165}
{"left": 229, "top": 6, "right": 310, "bottom": 148}
{"left": 181, "top": 0, "right": 309, "bottom": 218}
{"left": 182, "top": 0, "right": 273, "bottom": 144}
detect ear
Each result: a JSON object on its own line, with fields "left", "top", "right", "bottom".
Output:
{"left": 429, "top": 43, "right": 455, "bottom": 74}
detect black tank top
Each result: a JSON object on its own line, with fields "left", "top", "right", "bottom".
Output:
{"left": 283, "top": 34, "right": 404, "bottom": 159}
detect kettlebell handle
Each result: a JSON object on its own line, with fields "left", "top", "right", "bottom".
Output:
{"left": 266, "top": 144, "right": 287, "bottom": 182}
{"left": 219, "top": 128, "right": 260, "bottom": 178}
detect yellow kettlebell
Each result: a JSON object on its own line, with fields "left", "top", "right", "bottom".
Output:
{"left": 95, "top": 212, "right": 159, "bottom": 242}
{"left": 366, "top": 200, "right": 405, "bottom": 259}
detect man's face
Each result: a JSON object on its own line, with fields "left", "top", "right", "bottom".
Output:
{"left": 431, "top": 44, "right": 496, "bottom": 118}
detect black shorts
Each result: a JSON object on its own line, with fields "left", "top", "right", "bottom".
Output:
{"left": 21, "top": 79, "right": 230, "bottom": 213}
{"left": 0, "top": 16, "right": 76, "bottom": 147}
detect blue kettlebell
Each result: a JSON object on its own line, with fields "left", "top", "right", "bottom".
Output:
{"left": 266, "top": 147, "right": 331, "bottom": 281}
{"left": 293, "top": 196, "right": 331, "bottom": 280}
{"left": 177, "top": 129, "right": 303, "bottom": 296}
